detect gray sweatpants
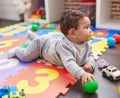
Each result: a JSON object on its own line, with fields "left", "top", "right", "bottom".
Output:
{"left": 15, "top": 35, "right": 50, "bottom": 62}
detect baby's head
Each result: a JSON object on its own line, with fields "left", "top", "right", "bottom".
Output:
{"left": 60, "top": 11, "right": 85, "bottom": 35}
{"left": 60, "top": 11, "right": 92, "bottom": 44}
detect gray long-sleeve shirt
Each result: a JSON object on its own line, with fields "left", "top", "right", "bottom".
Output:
{"left": 43, "top": 36, "right": 95, "bottom": 80}
{"left": 16, "top": 35, "right": 95, "bottom": 80}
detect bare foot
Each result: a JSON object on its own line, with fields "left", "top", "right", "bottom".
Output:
{"left": 24, "top": 30, "right": 38, "bottom": 40}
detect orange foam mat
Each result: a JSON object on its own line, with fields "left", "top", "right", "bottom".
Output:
{"left": 0, "top": 60, "right": 77, "bottom": 98}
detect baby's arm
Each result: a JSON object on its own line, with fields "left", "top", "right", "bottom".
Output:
{"left": 85, "top": 43, "right": 95, "bottom": 72}
{"left": 82, "top": 64, "right": 94, "bottom": 73}
{"left": 58, "top": 45, "right": 95, "bottom": 84}
{"left": 80, "top": 43, "right": 95, "bottom": 84}
{"left": 61, "top": 56, "right": 95, "bottom": 85}
{"left": 80, "top": 72, "right": 95, "bottom": 85}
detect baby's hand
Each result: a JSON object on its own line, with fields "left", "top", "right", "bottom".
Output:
{"left": 80, "top": 72, "right": 95, "bottom": 85}
{"left": 82, "top": 64, "right": 93, "bottom": 73}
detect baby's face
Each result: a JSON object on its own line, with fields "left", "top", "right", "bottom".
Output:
{"left": 74, "top": 17, "right": 92, "bottom": 44}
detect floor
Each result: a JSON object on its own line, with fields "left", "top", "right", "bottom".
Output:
{"left": 0, "top": 19, "right": 20, "bottom": 28}
{"left": 59, "top": 44, "right": 120, "bottom": 98}
{"left": 0, "top": 19, "right": 120, "bottom": 98}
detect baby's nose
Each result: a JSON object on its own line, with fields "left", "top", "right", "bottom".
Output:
{"left": 89, "top": 28, "right": 92, "bottom": 33}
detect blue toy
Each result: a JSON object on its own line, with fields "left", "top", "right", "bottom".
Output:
{"left": 0, "top": 85, "right": 17, "bottom": 97}
{"left": 2, "top": 89, "right": 25, "bottom": 98}
{"left": 107, "top": 37, "right": 116, "bottom": 47}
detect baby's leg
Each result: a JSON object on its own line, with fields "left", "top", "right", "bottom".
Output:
{"left": 7, "top": 38, "right": 41, "bottom": 62}
{"left": 7, "top": 47, "right": 19, "bottom": 59}
{"left": 25, "top": 30, "right": 38, "bottom": 40}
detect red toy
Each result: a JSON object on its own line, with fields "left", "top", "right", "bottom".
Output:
{"left": 112, "top": 34, "right": 120, "bottom": 43}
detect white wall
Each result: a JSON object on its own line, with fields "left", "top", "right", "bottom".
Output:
{"left": 96, "top": 0, "right": 120, "bottom": 30}
{"left": 25, "top": 0, "right": 65, "bottom": 23}
{"left": 0, "top": 0, "right": 20, "bottom": 21}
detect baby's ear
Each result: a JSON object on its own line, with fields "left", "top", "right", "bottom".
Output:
{"left": 68, "top": 28, "right": 76, "bottom": 38}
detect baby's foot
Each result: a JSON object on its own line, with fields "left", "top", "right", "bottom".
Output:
{"left": 24, "top": 30, "right": 33, "bottom": 40}
{"left": 25, "top": 30, "right": 38, "bottom": 40}
{"left": 7, "top": 47, "right": 18, "bottom": 58}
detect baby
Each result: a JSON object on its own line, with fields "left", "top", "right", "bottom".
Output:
{"left": 7, "top": 11, "right": 96, "bottom": 85}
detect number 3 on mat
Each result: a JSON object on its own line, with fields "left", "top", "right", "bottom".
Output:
{"left": 17, "top": 69, "right": 59, "bottom": 94}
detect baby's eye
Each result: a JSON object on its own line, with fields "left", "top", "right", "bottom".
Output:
{"left": 85, "top": 27, "right": 89, "bottom": 29}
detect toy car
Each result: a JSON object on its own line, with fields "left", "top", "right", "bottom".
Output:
{"left": 2, "top": 89, "right": 25, "bottom": 98}
{"left": 102, "top": 65, "right": 120, "bottom": 81}
{"left": 98, "top": 59, "right": 109, "bottom": 70}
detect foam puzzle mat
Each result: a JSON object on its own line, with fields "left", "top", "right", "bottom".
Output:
{"left": 0, "top": 22, "right": 120, "bottom": 98}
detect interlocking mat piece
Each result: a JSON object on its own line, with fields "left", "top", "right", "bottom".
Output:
{"left": 91, "top": 37, "right": 109, "bottom": 60}
{"left": 0, "top": 59, "right": 77, "bottom": 98}
{"left": 0, "top": 54, "right": 30, "bottom": 84}
{"left": 0, "top": 37, "right": 26, "bottom": 54}
{"left": 90, "top": 29, "right": 120, "bottom": 60}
